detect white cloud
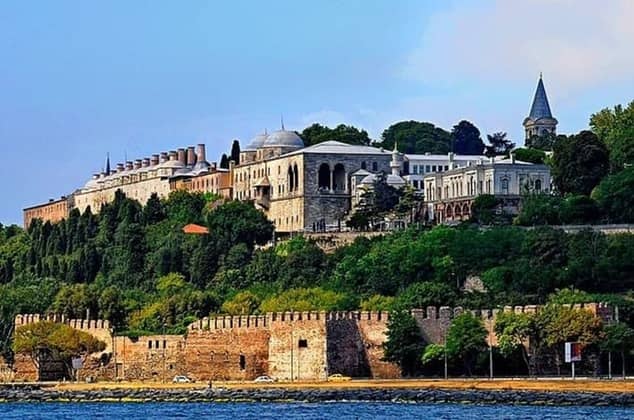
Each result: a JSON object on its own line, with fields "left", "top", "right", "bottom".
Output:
{"left": 403, "top": 0, "right": 634, "bottom": 96}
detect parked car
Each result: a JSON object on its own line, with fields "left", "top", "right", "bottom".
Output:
{"left": 172, "top": 375, "right": 192, "bottom": 383}
{"left": 254, "top": 375, "right": 276, "bottom": 383}
{"left": 327, "top": 373, "right": 351, "bottom": 382}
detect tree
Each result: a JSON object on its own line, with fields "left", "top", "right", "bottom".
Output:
{"left": 602, "top": 323, "right": 634, "bottom": 378}
{"left": 383, "top": 310, "right": 425, "bottom": 376}
{"left": 590, "top": 101, "right": 634, "bottom": 172}
{"left": 379, "top": 121, "right": 451, "bottom": 154}
{"left": 513, "top": 148, "right": 546, "bottom": 164}
{"left": 259, "top": 287, "right": 353, "bottom": 313}
{"left": 526, "top": 132, "right": 559, "bottom": 151}
{"left": 142, "top": 193, "right": 166, "bottom": 225}
{"left": 13, "top": 321, "right": 105, "bottom": 378}
{"left": 559, "top": 195, "right": 600, "bottom": 224}
{"left": 551, "top": 131, "right": 609, "bottom": 195}
{"left": 219, "top": 153, "right": 229, "bottom": 169}
{"left": 164, "top": 190, "right": 207, "bottom": 225}
{"left": 445, "top": 312, "right": 487, "bottom": 376}
{"left": 514, "top": 194, "right": 563, "bottom": 226}
{"left": 396, "top": 282, "right": 457, "bottom": 309}
{"left": 471, "top": 194, "right": 499, "bottom": 225}
{"left": 300, "top": 123, "right": 371, "bottom": 147}
{"left": 592, "top": 167, "right": 634, "bottom": 223}
{"left": 221, "top": 291, "right": 261, "bottom": 315}
{"left": 485, "top": 132, "right": 514, "bottom": 157}
{"left": 206, "top": 200, "right": 274, "bottom": 250}
{"left": 230, "top": 140, "right": 241, "bottom": 165}
{"left": 451, "top": 120, "right": 485, "bottom": 155}
{"left": 50, "top": 284, "right": 96, "bottom": 319}
{"left": 494, "top": 311, "right": 535, "bottom": 375}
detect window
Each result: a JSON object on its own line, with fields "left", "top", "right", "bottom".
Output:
{"left": 425, "top": 165, "right": 431, "bottom": 172}
{"left": 148, "top": 341, "right": 152, "bottom": 349}
{"left": 501, "top": 178, "right": 509, "bottom": 194}
{"left": 534, "top": 179, "right": 542, "bottom": 192}
{"left": 412, "top": 165, "right": 418, "bottom": 174}
{"left": 444, "top": 165, "right": 449, "bottom": 171}
{"left": 432, "top": 165, "right": 437, "bottom": 172}
{"left": 372, "top": 162, "right": 378, "bottom": 172}
{"left": 163, "top": 340, "right": 167, "bottom": 349}
{"left": 298, "top": 339, "right": 308, "bottom": 348}
{"left": 239, "top": 354, "right": 246, "bottom": 370}
{"left": 361, "top": 161, "right": 367, "bottom": 170}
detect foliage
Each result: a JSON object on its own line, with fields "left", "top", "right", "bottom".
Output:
{"left": 230, "top": 140, "right": 241, "bottom": 165}
{"left": 379, "top": 121, "right": 451, "bottom": 154}
{"left": 395, "top": 282, "right": 458, "bottom": 310}
{"left": 300, "top": 123, "right": 371, "bottom": 146}
{"left": 13, "top": 321, "right": 105, "bottom": 371}
{"left": 551, "top": 130, "right": 609, "bottom": 195}
{"left": 514, "top": 194, "right": 563, "bottom": 226}
{"left": 451, "top": 120, "right": 485, "bottom": 155}
{"left": 494, "top": 311, "right": 534, "bottom": 374}
{"left": 221, "top": 291, "right": 261, "bottom": 315}
{"left": 485, "top": 132, "right": 514, "bottom": 157}
{"left": 383, "top": 310, "right": 425, "bottom": 376}
{"left": 259, "top": 287, "right": 353, "bottom": 313}
{"left": 421, "top": 343, "right": 445, "bottom": 365}
{"left": 525, "top": 132, "right": 559, "bottom": 151}
{"left": 592, "top": 167, "right": 634, "bottom": 223}
{"left": 360, "top": 295, "right": 396, "bottom": 311}
{"left": 471, "top": 194, "right": 500, "bottom": 225}
{"left": 513, "top": 148, "right": 546, "bottom": 164}
{"left": 590, "top": 101, "right": 634, "bottom": 172}
{"left": 445, "top": 312, "right": 487, "bottom": 375}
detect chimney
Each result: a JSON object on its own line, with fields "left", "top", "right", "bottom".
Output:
{"left": 169, "top": 150, "right": 178, "bottom": 161}
{"left": 151, "top": 154, "right": 160, "bottom": 166}
{"left": 116, "top": 163, "right": 124, "bottom": 172}
{"left": 211, "top": 162, "right": 217, "bottom": 171}
{"left": 448, "top": 152, "right": 455, "bottom": 170}
{"left": 160, "top": 152, "right": 168, "bottom": 163}
{"left": 125, "top": 161, "right": 133, "bottom": 170}
{"left": 92, "top": 173, "right": 100, "bottom": 180}
{"left": 510, "top": 152, "right": 516, "bottom": 164}
{"left": 134, "top": 159, "right": 142, "bottom": 169}
{"left": 187, "top": 146, "right": 196, "bottom": 166}
{"left": 177, "top": 148, "right": 186, "bottom": 165}
{"left": 196, "top": 143, "right": 206, "bottom": 162}
{"left": 142, "top": 158, "right": 150, "bottom": 167}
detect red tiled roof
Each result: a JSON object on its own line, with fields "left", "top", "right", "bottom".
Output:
{"left": 182, "top": 224, "right": 209, "bottom": 235}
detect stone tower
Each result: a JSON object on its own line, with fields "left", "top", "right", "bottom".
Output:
{"left": 523, "top": 74, "right": 557, "bottom": 141}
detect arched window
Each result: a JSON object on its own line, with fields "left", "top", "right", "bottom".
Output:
{"left": 372, "top": 162, "right": 378, "bottom": 172}
{"left": 534, "top": 179, "right": 542, "bottom": 192}
{"left": 333, "top": 163, "right": 345, "bottom": 192}
{"left": 361, "top": 161, "right": 367, "bottom": 170}
{"left": 288, "top": 166, "right": 294, "bottom": 192}
{"left": 293, "top": 164, "right": 299, "bottom": 192}
{"left": 318, "top": 163, "right": 330, "bottom": 190}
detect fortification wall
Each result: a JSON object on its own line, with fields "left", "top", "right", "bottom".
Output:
{"left": 113, "top": 335, "right": 185, "bottom": 382}
{"left": 325, "top": 311, "right": 399, "bottom": 379}
{"left": 268, "top": 311, "right": 328, "bottom": 381}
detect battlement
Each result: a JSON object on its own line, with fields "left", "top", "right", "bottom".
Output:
{"left": 188, "top": 314, "right": 269, "bottom": 331}
{"left": 14, "top": 314, "right": 111, "bottom": 331}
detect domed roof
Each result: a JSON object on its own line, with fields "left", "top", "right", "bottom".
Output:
{"left": 386, "top": 174, "right": 406, "bottom": 187}
{"left": 263, "top": 130, "right": 304, "bottom": 148}
{"left": 245, "top": 132, "right": 269, "bottom": 150}
{"left": 360, "top": 174, "right": 377, "bottom": 185}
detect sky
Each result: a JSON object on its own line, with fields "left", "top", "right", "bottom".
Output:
{"left": 1, "top": 0, "right": 633, "bottom": 225}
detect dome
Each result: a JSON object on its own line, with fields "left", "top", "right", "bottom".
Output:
{"left": 245, "top": 133, "right": 269, "bottom": 150}
{"left": 386, "top": 174, "right": 406, "bottom": 187}
{"left": 263, "top": 130, "right": 304, "bottom": 148}
{"left": 360, "top": 174, "right": 377, "bottom": 185}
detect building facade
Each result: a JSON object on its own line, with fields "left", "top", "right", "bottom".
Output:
{"left": 423, "top": 155, "right": 551, "bottom": 223}
{"left": 23, "top": 196, "right": 72, "bottom": 229}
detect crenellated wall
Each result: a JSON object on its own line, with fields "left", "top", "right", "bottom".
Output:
{"left": 11, "top": 303, "right": 613, "bottom": 381}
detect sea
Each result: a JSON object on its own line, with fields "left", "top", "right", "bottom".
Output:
{"left": 0, "top": 402, "right": 632, "bottom": 419}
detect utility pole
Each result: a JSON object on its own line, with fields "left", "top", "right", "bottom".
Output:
{"left": 488, "top": 319, "right": 493, "bottom": 380}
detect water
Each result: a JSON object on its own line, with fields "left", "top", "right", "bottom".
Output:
{"left": 0, "top": 402, "right": 632, "bottom": 419}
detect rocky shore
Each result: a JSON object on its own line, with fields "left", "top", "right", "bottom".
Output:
{"left": 1, "top": 385, "right": 634, "bottom": 406}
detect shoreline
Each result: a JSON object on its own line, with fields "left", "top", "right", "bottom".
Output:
{"left": 2, "top": 380, "right": 634, "bottom": 406}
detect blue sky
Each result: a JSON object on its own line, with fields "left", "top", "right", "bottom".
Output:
{"left": 1, "top": 0, "right": 633, "bottom": 225}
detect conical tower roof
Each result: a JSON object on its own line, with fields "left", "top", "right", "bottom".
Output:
{"left": 528, "top": 75, "right": 553, "bottom": 119}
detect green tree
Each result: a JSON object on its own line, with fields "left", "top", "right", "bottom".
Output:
{"left": 396, "top": 282, "right": 457, "bottom": 309}
{"left": 219, "top": 153, "right": 229, "bottom": 169}
{"left": 13, "top": 321, "right": 105, "bottom": 377}
{"left": 513, "top": 148, "right": 546, "bottom": 164}
{"left": 592, "top": 167, "right": 634, "bottom": 223}
{"left": 230, "top": 140, "right": 241, "bottom": 165}
{"left": 221, "top": 291, "right": 261, "bottom": 315}
{"left": 142, "top": 193, "right": 166, "bottom": 225}
{"left": 485, "top": 132, "right": 514, "bottom": 157}
{"left": 590, "top": 101, "right": 634, "bottom": 172}
{"left": 602, "top": 323, "right": 634, "bottom": 378}
{"left": 445, "top": 312, "right": 487, "bottom": 376}
{"left": 451, "top": 120, "right": 485, "bottom": 155}
{"left": 552, "top": 131, "right": 609, "bottom": 195}
{"left": 379, "top": 121, "right": 451, "bottom": 154}
{"left": 50, "top": 284, "right": 96, "bottom": 319}
{"left": 259, "top": 287, "right": 353, "bottom": 312}
{"left": 301, "top": 123, "right": 371, "bottom": 146}
{"left": 383, "top": 310, "right": 425, "bottom": 376}
{"left": 471, "top": 194, "right": 499, "bottom": 225}
{"left": 559, "top": 195, "right": 600, "bottom": 224}
{"left": 526, "top": 132, "right": 559, "bottom": 151}
{"left": 206, "top": 200, "right": 274, "bottom": 250}
{"left": 494, "top": 311, "right": 535, "bottom": 375}
{"left": 514, "top": 194, "right": 563, "bottom": 226}
{"left": 360, "top": 295, "right": 396, "bottom": 311}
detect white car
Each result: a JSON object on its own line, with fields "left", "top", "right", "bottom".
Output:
{"left": 254, "top": 375, "right": 275, "bottom": 383}
{"left": 172, "top": 375, "right": 192, "bottom": 383}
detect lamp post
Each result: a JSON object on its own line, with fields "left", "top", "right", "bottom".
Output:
{"left": 488, "top": 319, "right": 493, "bottom": 380}
{"left": 162, "top": 321, "right": 166, "bottom": 384}
{"left": 443, "top": 321, "right": 448, "bottom": 380}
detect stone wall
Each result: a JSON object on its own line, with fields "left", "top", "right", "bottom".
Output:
{"left": 268, "top": 312, "right": 328, "bottom": 381}
{"left": 112, "top": 335, "right": 185, "bottom": 382}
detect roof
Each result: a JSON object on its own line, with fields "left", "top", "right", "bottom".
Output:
{"left": 245, "top": 132, "right": 269, "bottom": 150}
{"left": 263, "top": 130, "right": 304, "bottom": 148}
{"left": 528, "top": 76, "right": 553, "bottom": 119}
{"left": 182, "top": 224, "right": 209, "bottom": 235}
{"left": 405, "top": 154, "right": 487, "bottom": 161}
{"left": 351, "top": 168, "right": 372, "bottom": 177}
{"left": 285, "top": 141, "right": 390, "bottom": 157}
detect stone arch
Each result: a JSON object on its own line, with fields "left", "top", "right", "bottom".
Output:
{"left": 446, "top": 204, "right": 454, "bottom": 219}
{"left": 333, "top": 163, "right": 345, "bottom": 192}
{"left": 454, "top": 203, "right": 462, "bottom": 218}
{"left": 293, "top": 164, "right": 299, "bottom": 192}
{"left": 534, "top": 178, "right": 542, "bottom": 192}
{"left": 462, "top": 203, "right": 469, "bottom": 219}
{"left": 318, "top": 163, "right": 331, "bottom": 190}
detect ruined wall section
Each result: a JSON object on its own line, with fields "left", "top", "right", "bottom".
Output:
{"left": 268, "top": 312, "right": 328, "bottom": 381}
{"left": 113, "top": 335, "right": 185, "bottom": 382}
{"left": 184, "top": 315, "right": 270, "bottom": 381}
